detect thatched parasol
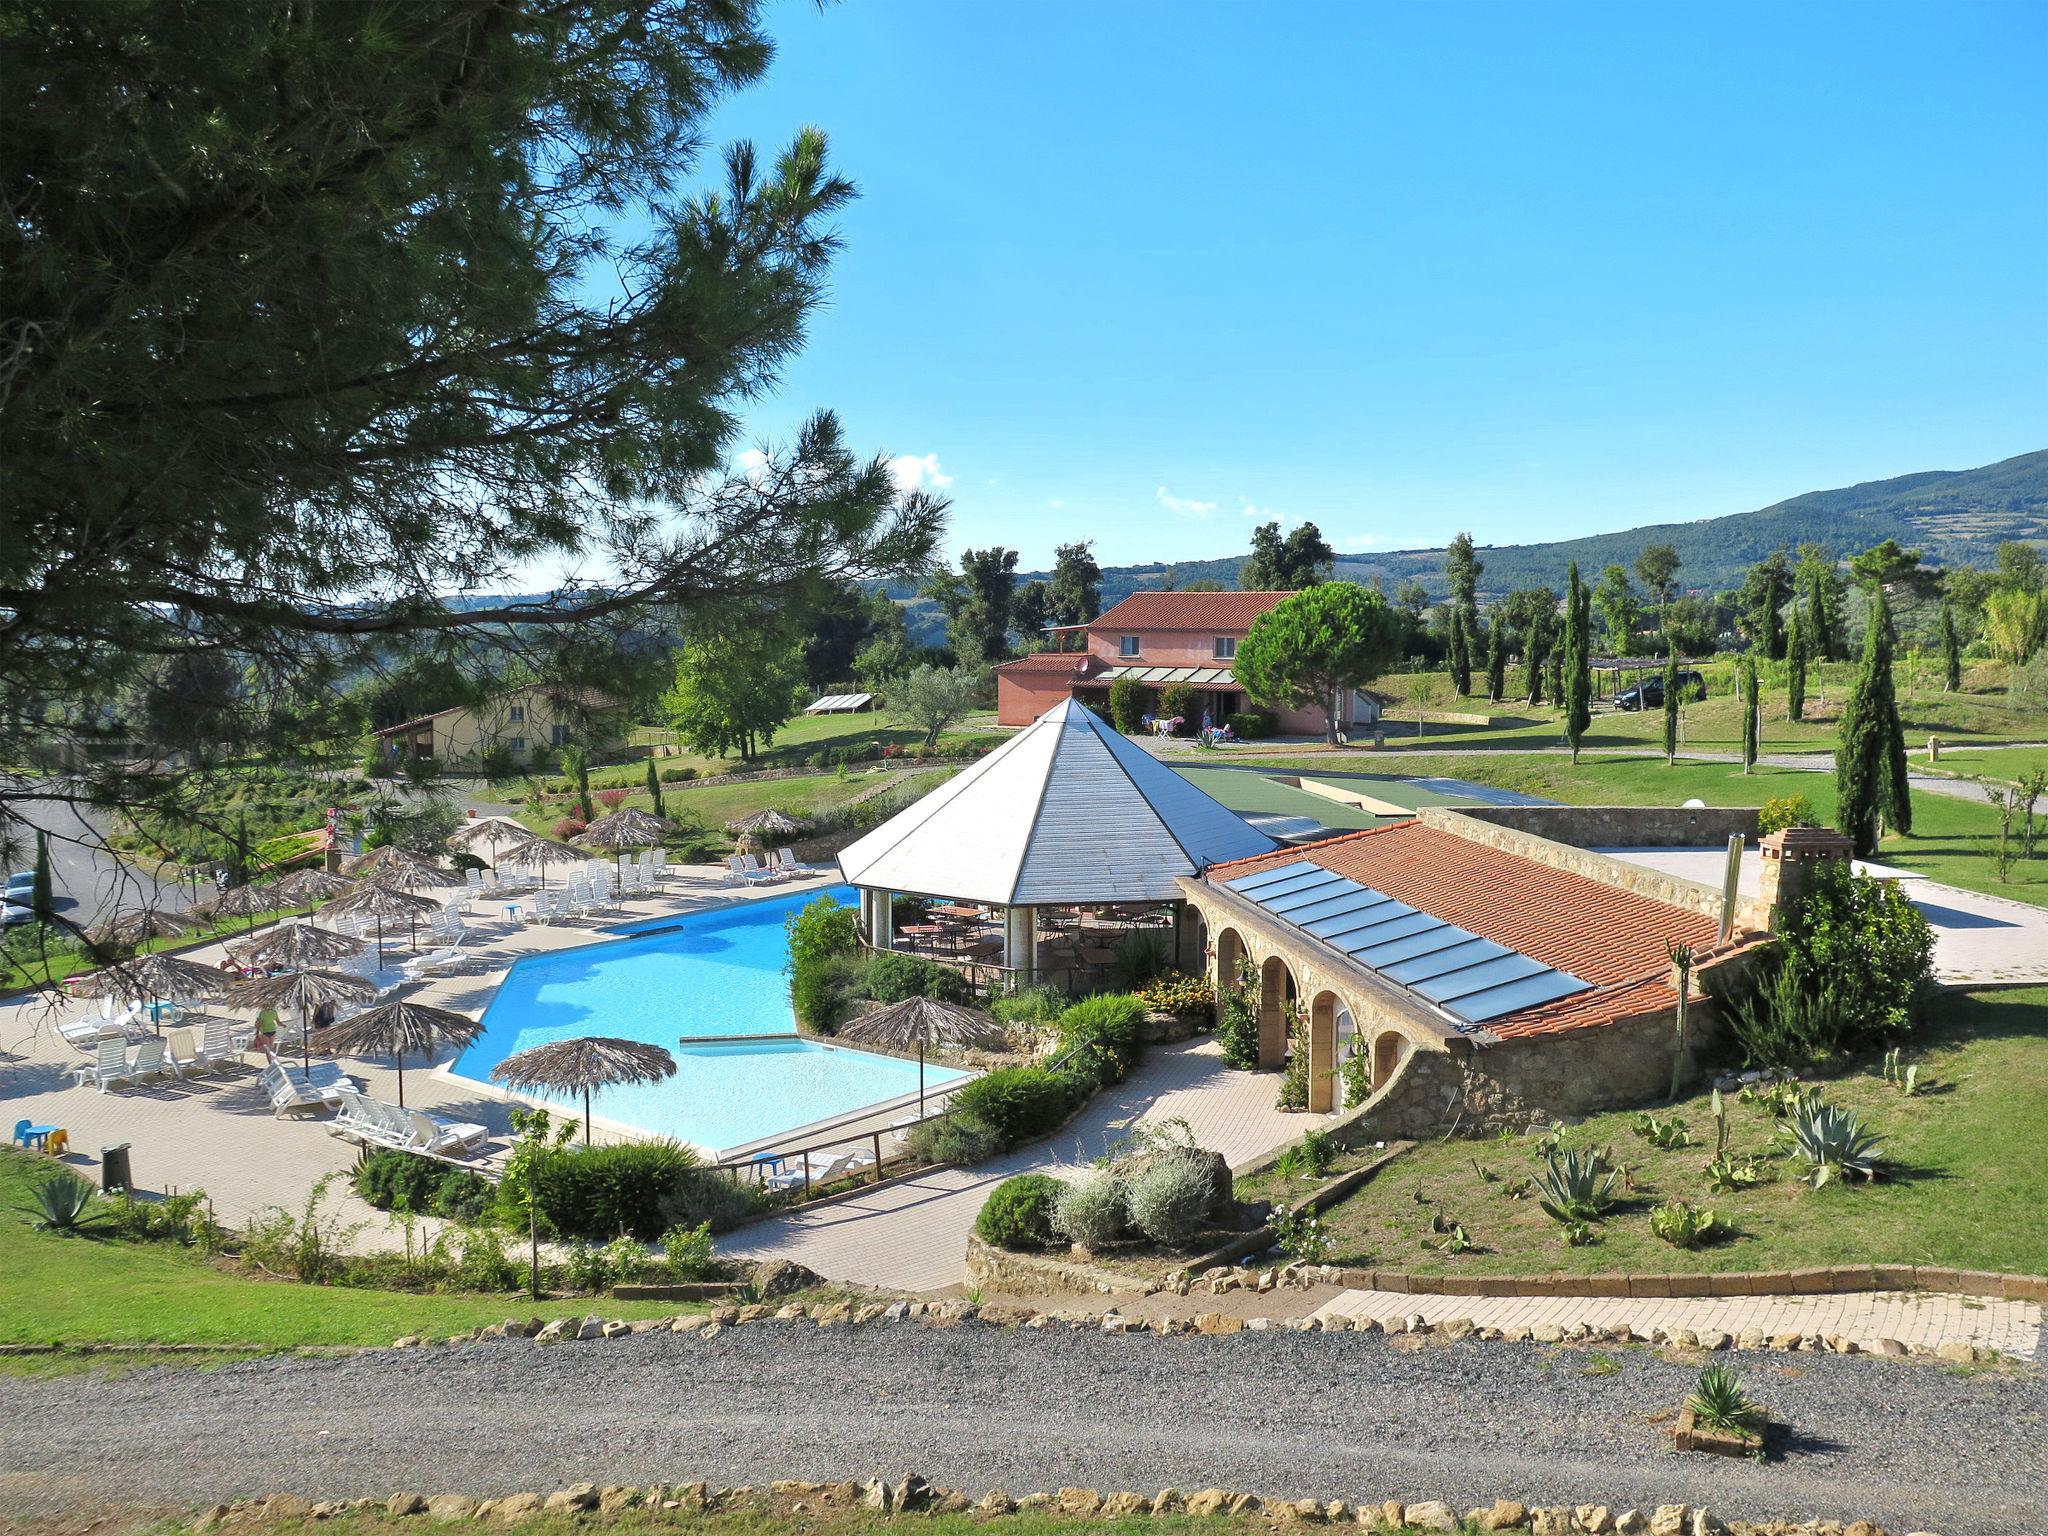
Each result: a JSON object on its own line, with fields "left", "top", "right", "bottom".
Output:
{"left": 321, "top": 882, "right": 439, "bottom": 961}
{"left": 448, "top": 816, "right": 540, "bottom": 854}
{"left": 201, "top": 881, "right": 283, "bottom": 933}
{"left": 490, "top": 1035, "right": 676, "bottom": 1143}
{"left": 228, "top": 967, "right": 378, "bottom": 1070}
{"left": 837, "top": 996, "right": 1010, "bottom": 1053}
{"left": 315, "top": 999, "right": 483, "bottom": 1107}
{"left": 495, "top": 836, "right": 584, "bottom": 889}
{"left": 70, "top": 953, "right": 228, "bottom": 1034}
{"left": 577, "top": 808, "right": 672, "bottom": 879}
{"left": 272, "top": 867, "right": 355, "bottom": 912}
{"left": 230, "top": 920, "right": 364, "bottom": 970}
{"left": 342, "top": 845, "right": 447, "bottom": 889}
{"left": 88, "top": 908, "right": 191, "bottom": 948}
{"left": 724, "top": 808, "right": 806, "bottom": 837}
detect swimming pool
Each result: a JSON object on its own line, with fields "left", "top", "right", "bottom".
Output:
{"left": 452, "top": 884, "right": 968, "bottom": 1155}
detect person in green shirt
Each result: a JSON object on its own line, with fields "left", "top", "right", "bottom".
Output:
{"left": 253, "top": 1007, "right": 279, "bottom": 1059}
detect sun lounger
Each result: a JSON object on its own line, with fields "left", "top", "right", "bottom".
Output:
{"left": 404, "top": 1108, "right": 488, "bottom": 1156}
{"left": 262, "top": 1061, "right": 359, "bottom": 1117}
{"left": 401, "top": 946, "right": 462, "bottom": 980}
{"left": 71, "top": 1037, "right": 171, "bottom": 1092}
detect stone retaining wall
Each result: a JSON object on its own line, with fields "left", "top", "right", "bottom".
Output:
{"left": 965, "top": 1234, "right": 1153, "bottom": 1298}
{"left": 1440, "top": 804, "right": 1762, "bottom": 849}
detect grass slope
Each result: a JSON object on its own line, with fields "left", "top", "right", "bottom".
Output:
{"left": 0, "top": 1152, "right": 687, "bottom": 1357}
{"left": 1242, "top": 988, "right": 2048, "bottom": 1278}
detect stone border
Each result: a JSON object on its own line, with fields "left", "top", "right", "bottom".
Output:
{"left": 1186, "top": 1263, "right": 2048, "bottom": 1306}
{"left": 383, "top": 1292, "right": 2015, "bottom": 1365}
{"left": 195, "top": 1469, "right": 1896, "bottom": 1536}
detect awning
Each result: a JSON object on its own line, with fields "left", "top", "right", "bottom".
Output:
{"left": 1097, "top": 666, "right": 1237, "bottom": 686}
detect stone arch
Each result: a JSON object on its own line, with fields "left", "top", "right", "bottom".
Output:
{"left": 1307, "top": 990, "right": 1341, "bottom": 1113}
{"left": 1212, "top": 926, "right": 1245, "bottom": 1017}
{"left": 1258, "top": 954, "right": 1295, "bottom": 1071}
{"left": 1373, "top": 1030, "right": 1410, "bottom": 1090}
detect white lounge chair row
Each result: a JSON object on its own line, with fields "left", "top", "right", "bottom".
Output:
{"left": 263, "top": 1060, "right": 362, "bottom": 1117}
{"left": 724, "top": 849, "right": 807, "bottom": 886}
{"left": 328, "top": 1090, "right": 488, "bottom": 1157}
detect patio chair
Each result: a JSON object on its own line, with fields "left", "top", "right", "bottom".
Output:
{"left": 59, "top": 1008, "right": 135, "bottom": 1049}
{"left": 193, "top": 1015, "right": 238, "bottom": 1070}
{"left": 739, "top": 853, "right": 779, "bottom": 885}
{"left": 650, "top": 850, "right": 670, "bottom": 884}
{"left": 401, "top": 946, "right": 462, "bottom": 981}
{"left": 773, "top": 846, "right": 803, "bottom": 876}
{"left": 722, "top": 855, "right": 747, "bottom": 886}
{"left": 73, "top": 1037, "right": 170, "bottom": 1092}
{"left": 403, "top": 1107, "right": 489, "bottom": 1156}
{"left": 328, "top": 1090, "right": 406, "bottom": 1148}
{"left": 164, "top": 1026, "right": 204, "bottom": 1076}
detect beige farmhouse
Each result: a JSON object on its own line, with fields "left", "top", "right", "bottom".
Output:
{"left": 371, "top": 684, "right": 622, "bottom": 771}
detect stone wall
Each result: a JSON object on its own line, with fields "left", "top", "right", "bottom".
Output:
{"left": 964, "top": 1234, "right": 1150, "bottom": 1298}
{"left": 1441, "top": 803, "right": 1761, "bottom": 849}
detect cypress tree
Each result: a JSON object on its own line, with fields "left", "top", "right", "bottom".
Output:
{"left": 31, "top": 832, "right": 52, "bottom": 920}
{"left": 1547, "top": 646, "right": 1564, "bottom": 707}
{"left": 645, "top": 756, "right": 665, "bottom": 818}
{"left": 1661, "top": 650, "right": 1681, "bottom": 764}
{"left": 1805, "top": 564, "right": 1836, "bottom": 662}
{"left": 1786, "top": 606, "right": 1806, "bottom": 722}
{"left": 1835, "top": 589, "right": 1912, "bottom": 857}
{"left": 1448, "top": 606, "right": 1470, "bottom": 696}
{"left": 1523, "top": 615, "right": 1547, "bottom": 705}
{"left": 1486, "top": 619, "right": 1506, "bottom": 701}
{"left": 1564, "top": 562, "right": 1592, "bottom": 763}
{"left": 1740, "top": 655, "right": 1760, "bottom": 773}
{"left": 1939, "top": 597, "right": 1962, "bottom": 693}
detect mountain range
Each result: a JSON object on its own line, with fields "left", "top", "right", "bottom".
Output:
{"left": 1036, "top": 448, "right": 2048, "bottom": 606}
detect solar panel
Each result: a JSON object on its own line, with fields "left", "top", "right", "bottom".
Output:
{"left": 1222, "top": 858, "right": 1592, "bottom": 1027}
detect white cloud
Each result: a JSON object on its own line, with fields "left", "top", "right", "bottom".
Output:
{"left": 888, "top": 453, "right": 955, "bottom": 493}
{"left": 736, "top": 448, "right": 771, "bottom": 484}
{"left": 1047, "top": 497, "right": 1067, "bottom": 510}
{"left": 1239, "top": 500, "right": 1276, "bottom": 520}
{"left": 1156, "top": 485, "right": 1218, "bottom": 520}
{"left": 1339, "top": 532, "right": 1389, "bottom": 551}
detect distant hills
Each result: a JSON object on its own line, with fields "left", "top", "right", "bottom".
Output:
{"left": 1017, "top": 448, "right": 2048, "bottom": 608}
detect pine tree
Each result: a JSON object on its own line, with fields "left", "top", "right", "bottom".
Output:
{"left": 1939, "top": 597, "right": 1962, "bottom": 693}
{"left": 1486, "top": 620, "right": 1506, "bottom": 702}
{"left": 1563, "top": 562, "right": 1592, "bottom": 763}
{"left": 1786, "top": 606, "right": 1807, "bottom": 722}
{"left": 1661, "top": 650, "right": 1681, "bottom": 765}
{"left": 1740, "top": 655, "right": 1759, "bottom": 773}
{"left": 1835, "top": 589, "right": 1912, "bottom": 857}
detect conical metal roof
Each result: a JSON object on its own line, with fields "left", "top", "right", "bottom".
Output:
{"left": 836, "top": 698, "right": 1275, "bottom": 904}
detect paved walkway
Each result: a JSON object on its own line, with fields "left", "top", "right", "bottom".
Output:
{"left": 1311, "top": 1286, "right": 2043, "bottom": 1358}
{"left": 719, "top": 1037, "right": 1310, "bottom": 1290}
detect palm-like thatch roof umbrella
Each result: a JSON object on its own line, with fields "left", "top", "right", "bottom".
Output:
{"left": 71, "top": 953, "right": 228, "bottom": 1034}
{"left": 321, "top": 881, "right": 439, "bottom": 962}
{"left": 490, "top": 1036, "right": 677, "bottom": 1143}
{"left": 227, "top": 967, "right": 378, "bottom": 1070}
{"left": 837, "top": 996, "right": 1011, "bottom": 1053}
{"left": 342, "top": 845, "right": 447, "bottom": 889}
{"left": 230, "top": 919, "right": 364, "bottom": 970}
{"left": 448, "top": 816, "right": 540, "bottom": 857}
{"left": 272, "top": 867, "right": 355, "bottom": 913}
{"left": 201, "top": 880, "right": 283, "bottom": 934}
{"left": 577, "top": 808, "right": 672, "bottom": 879}
{"left": 315, "top": 999, "right": 484, "bottom": 1107}
{"left": 495, "top": 836, "right": 584, "bottom": 889}
{"left": 724, "top": 808, "right": 806, "bottom": 837}
{"left": 88, "top": 908, "right": 191, "bottom": 948}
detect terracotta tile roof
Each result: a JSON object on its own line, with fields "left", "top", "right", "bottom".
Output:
{"left": 1207, "top": 820, "right": 1745, "bottom": 1039}
{"left": 993, "top": 651, "right": 1093, "bottom": 676}
{"left": 1091, "top": 590, "right": 1292, "bottom": 633}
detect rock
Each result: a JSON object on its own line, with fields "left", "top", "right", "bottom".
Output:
{"left": 1102, "top": 1492, "right": 1151, "bottom": 1517}
{"left": 1195, "top": 1312, "right": 1244, "bottom": 1335}
{"left": 1227, "top": 1494, "right": 1263, "bottom": 1516}
{"left": 1668, "top": 1329, "right": 1700, "bottom": 1350}
{"left": 1768, "top": 1331, "right": 1802, "bottom": 1351}
{"left": 813, "top": 1301, "right": 853, "bottom": 1326}
{"left": 259, "top": 1495, "right": 312, "bottom": 1521}
{"left": 1321, "top": 1313, "right": 1353, "bottom": 1332}
{"left": 391, "top": 1335, "right": 424, "bottom": 1349}
{"left": 1500, "top": 1325, "right": 1532, "bottom": 1343}
{"left": 698, "top": 1322, "right": 723, "bottom": 1340}
{"left": 1530, "top": 1510, "right": 1571, "bottom": 1536}
{"left": 190, "top": 1505, "right": 229, "bottom": 1533}
{"left": 421, "top": 1496, "right": 476, "bottom": 1522}
{"left": 1153, "top": 1490, "right": 1187, "bottom": 1515}
{"left": 1736, "top": 1328, "right": 1765, "bottom": 1350}
{"left": 596, "top": 1487, "right": 638, "bottom": 1516}
{"left": 1325, "top": 1502, "right": 1351, "bottom": 1523}
{"left": 736, "top": 1304, "right": 772, "bottom": 1324}
{"left": 1937, "top": 1340, "right": 1978, "bottom": 1363}
{"left": 1245, "top": 1316, "right": 1274, "bottom": 1331}
{"left": 935, "top": 1492, "right": 971, "bottom": 1514}
{"left": 1286, "top": 1315, "right": 1320, "bottom": 1332}
{"left": 386, "top": 1493, "right": 427, "bottom": 1517}
{"left": 488, "top": 1494, "right": 543, "bottom": 1524}
{"left": 1649, "top": 1508, "right": 1688, "bottom": 1536}
{"left": 1370, "top": 1501, "right": 1408, "bottom": 1532}
{"left": 1405, "top": 1313, "right": 1428, "bottom": 1334}
{"left": 894, "top": 1475, "right": 934, "bottom": 1512}
{"left": 1256, "top": 1270, "right": 1277, "bottom": 1292}
{"left": 854, "top": 1303, "right": 888, "bottom": 1325}
{"left": 1486, "top": 1499, "right": 1529, "bottom": 1530}
{"left": 670, "top": 1314, "right": 709, "bottom": 1334}
{"left": 1614, "top": 1512, "right": 1647, "bottom": 1536}
{"left": 599, "top": 1320, "right": 632, "bottom": 1340}
{"left": 541, "top": 1486, "right": 597, "bottom": 1515}
{"left": 976, "top": 1493, "right": 1015, "bottom": 1515}
{"left": 1055, "top": 1488, "right": 1103, "bottom": 1515}
{"left": 1439, "top": 1316, "right": 1476, "bottom": 1339}
{"left": 1575, "top": 1506, "right": 1613, "bottom": 1533}
{"left": 1697, "top": 1330, "right": 1731, "bottom": 1351}
{"left": 749, "top": 1257, "right": 821, "bottom": 1298}
{"left": 1531, "top": 1324, "right": 1566, "bottom": 1343}
{"left": 774, "top": 1302, "right": 808, "bottom": 1321}
{"left": 1274, "top": 1497, "right": 1324, "bottom": 1522}
{"left": 858, "top": 1480, "right": 892, "bottom": 1513}
{"left": 1405, "top": 1502, "right": 1459, "bottom": 1532}
{"left": 1014, "top": 1494, "right": 1052, "bottom": 1513}
{"left": 1874, "top": 1338, "right": 1907, "bottom": 1357}
{"left": 1185, "top": 1489, "right": 1233, "bottom": 1517}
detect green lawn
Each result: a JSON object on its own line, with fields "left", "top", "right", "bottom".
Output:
{"left": 570, "top": 713, "right": 1003, "bottom": 786}
{"left": 2, "top": 896, "right": 315, "bottom": 992}
{"left": 0, "top": 1152, "right": 689, "bottom": 1358}
{"left": 1918, "top": 745, "right": 2048, "bottom": 785}
{"left": 1242, "top": 987, "right": 2048, "bottom": 1278}
{"left": 510, "top": 767, "right": 954, "bottom": 841}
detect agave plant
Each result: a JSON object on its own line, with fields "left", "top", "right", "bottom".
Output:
{"left": 1536, "top": 1146, "right": 1621, "bottom": 1224}
{"left": 1650, "top": 1199, "right": 1729, "bottom": 1249}
{"left": 1686, "top": 1364, "right": 1762, "bottom": 1437}
{"left": 17, "top": 1171, "right": 105, "bottom": 1234}
{"left": 1778, "top": 1100, "right": 1884, "bottom": 1188}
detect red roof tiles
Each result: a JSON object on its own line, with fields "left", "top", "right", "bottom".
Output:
{"left": 1090, "top": 590, "right": 1292, "bottom": 633}
{"left": 993, "top": 651, "right": 1093, "bottom": 675}
{"left": 1208, "top": 820, "right": 1742, "bottom": 1039}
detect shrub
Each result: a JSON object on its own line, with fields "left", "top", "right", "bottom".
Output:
{"left": 454, "top": 1225, "right": 521, "bottom": 1291}
{"left": 597, "top": 788, "right": 629, "bottom": 810}
{"left": 478, "top": 745, "right": 518, "bottom": 781}
{"left": 1108, "top": 930, "right": 1170, "bottom": 988}
{"left": 1052, "top": 1169, "right": 1128, "bottom": 1249}
{"left": 433, "top": 1170, "right": 495, "bottom": 1224}
{"left": 1135, "top": 970, "right": 1214, "bottom": 1017}
{"left": 502, "top": 1138, "right": 700, "bottom": 1241}
{"left": 657, "top": 1167, "right": 763, "bottom": 1232}
{"left": 1124, "top": 1151, "right": 1221, "bottom": 1247}
{"left": 1107, "top": 677, "right": 1149, "bottom": 733}
{"left": 660, "top": 766, "right": 698, "bottom": 783}
{"left": 792, "top": 952, "right": 866, "bottom": 1031}
{"left": 1158, "top": 683, "right": 1200, "bottom": 733}
{"left": 1275, "top": 1007, "right": 1310, "bottom": 1110}
{"left": 1055, "top": 993, "right": 1146, "bottom": 1085}
{"left": 1226, "top": 710, "right": 1274, "bottom": 740}
{"left": 990, "top": 986, "right": 1065, "bottom": 1028}
{"left": 662, "top": 1221, "right": 717, "bottom": 1280}
{"left": 1780, "top": 860, "right": 1933, "bottom": 1037}
{"left": 1536, "top": 1147, "right": 1620, "bottom": 1223}
{"left": 551, "top": 815, "right": 587, "bottom": 841}
{"left": 1649, "top": 1199, "right": 1728, "bottom": 1249}
{"left": 864, "top": 950, "right": 971, "bottom": 1004}
{"left": 1216, "top": 964, "right": 1260, "bottom": 1069}
{"left": 975, "top": 1173, "right": 1064, "bottom": 1251}
{"left": 352, "top": 1149, "right": 447, "bottom": 1213}
{"left": 1757, "top": 794, "right": 1817, "bottom": 836}
{"left": 907, "top": 1110, "right": 1002, "bottom": 1166}
{"left": 787, "top": 896, "right": 859, "bottom": 972}
{"left": 948, "top": 1067, "right": 1077, "bottom": 1147}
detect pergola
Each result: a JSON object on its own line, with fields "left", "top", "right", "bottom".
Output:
{"left": 834, "top": 698, "right": 1275, "bottom": 990}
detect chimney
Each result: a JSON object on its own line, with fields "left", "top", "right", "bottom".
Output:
{"left": 1757, "top": 826, "right": 1853, "bottom": 929}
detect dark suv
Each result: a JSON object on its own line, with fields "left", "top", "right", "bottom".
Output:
{"left": 1614, "top": 670, "right": 1706, "bottom": 711}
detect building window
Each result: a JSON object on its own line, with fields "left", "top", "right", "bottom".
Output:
{"left": 1213, "top": 636, "right": 1236, "bottom": 660}
{"left": 551, "top": 723, "right": 570, "bottom": 747}
{"left": 1119, "top": 635, "right": 1141, "bottom": 658}
{"left": 507, "top": 736, "right": 526, "bottom": 754}
{"left": 508, "top": 704, "right": 526, "bottom": 723}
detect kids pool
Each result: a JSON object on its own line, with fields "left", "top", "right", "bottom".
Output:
{"left": 452, "top": 884, "right": 967, "bottom": 1155}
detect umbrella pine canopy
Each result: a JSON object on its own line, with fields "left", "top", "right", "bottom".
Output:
{"left": 316, "top": 1000, "right": 483, "bottom": 1107}
{"left": 837, "top": 996, "right": 1010, "bottom": 1053}
{"left": 490, "top": 1035, "right": 677, "bottom": 1142}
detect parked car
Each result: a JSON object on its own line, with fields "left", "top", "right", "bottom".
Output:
{"left": 1614, "top": 670, "right": 1707, "bottom": 711}
{"left": 3, "top": 870, "right": 32, "bottom": 897}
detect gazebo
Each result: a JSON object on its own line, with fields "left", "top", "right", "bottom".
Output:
{"left": 835, "top": 698, "right": 1275, "bottom": 987}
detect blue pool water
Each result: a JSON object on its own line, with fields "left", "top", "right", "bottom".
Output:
{"left": 453, "top": 884, "right": 967, "bottom": 1154}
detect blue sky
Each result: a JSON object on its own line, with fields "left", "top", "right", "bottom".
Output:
{"left": 699, "top": 0, "right": 2047, "bottom": 571}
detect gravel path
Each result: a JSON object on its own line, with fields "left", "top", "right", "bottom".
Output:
{"left": 2, "top": 1325, "right": 2041, "bottom": 1533}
